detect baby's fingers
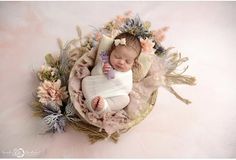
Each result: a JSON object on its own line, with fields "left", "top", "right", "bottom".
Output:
{"left": 103, "top": 67, "right": 110, "bottom": 73}
{"left": 103, "top": 63, "right": 111, "bottom": 68}
{"left": 103, "top": 63, "right": 111, "bottom": 73}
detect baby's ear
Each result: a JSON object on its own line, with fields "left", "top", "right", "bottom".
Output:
{"left": 133, "top": 59, "right": 141, "bottom": 69}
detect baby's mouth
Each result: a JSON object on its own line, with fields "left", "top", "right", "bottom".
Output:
{"left": 115, "top": 65, "right": 123, "bottom": 70}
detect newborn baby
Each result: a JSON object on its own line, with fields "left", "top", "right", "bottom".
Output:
{"left": 82, "top": 32, "right": 141, "bottom": 114}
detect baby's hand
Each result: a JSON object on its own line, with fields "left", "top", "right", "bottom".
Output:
{"left": 103, "top": 63, "right": 111, "bottom": 74}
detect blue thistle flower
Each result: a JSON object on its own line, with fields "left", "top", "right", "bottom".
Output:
{"left": 42, "top": 101, "right": 61, "bottom": 116}
{"left": 120, "top": 15, "right": 151, "bottom": 39}
{"left": 43, "top": 113, "right": 66, "bottom": 133}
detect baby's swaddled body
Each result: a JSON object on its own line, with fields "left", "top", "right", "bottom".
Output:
{"left": 82, "top": 61, "right": 132, "bottom": 113}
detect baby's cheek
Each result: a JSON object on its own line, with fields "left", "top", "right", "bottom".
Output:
{"left": 110, "top": 59, "right": 116, "bottom": 66}
{"left": 128, "top": 64, "right": 132, "bottom": 68}
{"left": 125, "top": 65, "right": 131, "bottom": 71}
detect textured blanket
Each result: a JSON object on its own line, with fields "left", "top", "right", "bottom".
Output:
{"left": 82, "top": 66, "right": 132, "bottom": 112}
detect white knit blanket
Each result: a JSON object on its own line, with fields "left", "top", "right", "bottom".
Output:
{"left": 82, "top": 63, "right": 133, "bottom": 112}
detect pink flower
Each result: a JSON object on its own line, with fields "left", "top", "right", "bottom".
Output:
{"left": 152, "top": 26, "right": 169, "bottom": 43}
{"left": 37, "top": 79, "right": 68, "bottom": 106}
{"left": 124, "top": 10, "right": 132, "bottom": 17}
{"left": 114, "top": 15, "right": 126, "bottom": 27}
{"left": 95, "top": 32, "right": 102, "bottom": 41}
{"left": 140, "top": 37, "right": 155, "bottom": 54}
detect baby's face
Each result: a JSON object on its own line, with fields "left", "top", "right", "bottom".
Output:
{"left": 110, "top": 46, "right": 138, "bottom": 72}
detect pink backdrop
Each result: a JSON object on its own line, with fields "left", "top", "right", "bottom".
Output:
{"left": 0, "top": 1, "right": 236, "bottom": 158}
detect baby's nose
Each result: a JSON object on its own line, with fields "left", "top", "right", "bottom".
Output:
{"left": 119, "top": 60, "right": 125, "bottom": 65}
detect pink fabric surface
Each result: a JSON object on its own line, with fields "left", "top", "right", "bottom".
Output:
{"left": 0, "top": 1, "right": 236, "bottom": 158}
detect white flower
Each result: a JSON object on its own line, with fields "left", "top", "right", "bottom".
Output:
{"left": 41, "top": 65, "right": 52, "bottom": 71}
{"left": 110, "top": 29, "right": 121, "bottom": 38}
{"left": 37, "top": 79, "right": 68, "bottom": 106}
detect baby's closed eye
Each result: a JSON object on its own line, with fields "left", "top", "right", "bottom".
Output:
{"left": 115, "top": 55, "right": 122, "bottom": 59}
{"left": 126, "top": 60, "right": 133, "bottom": 64}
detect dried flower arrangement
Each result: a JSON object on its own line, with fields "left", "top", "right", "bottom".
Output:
{"left": 32, "top": 11, "right": 196, "bottom": 143}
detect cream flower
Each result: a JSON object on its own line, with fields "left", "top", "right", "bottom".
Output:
{"left": 40, "top": 65, "right": 54, "bottom": 74}
{"left": 37, "top": 65, "right": 58, "bottom": 81}
{"left": 110, "top": 29, "right": 121, "bottom": 38}
{"left": 37, "top": 79, "right": 68, "bottom": 106}
{"left": 140, "top": 37, "right": 155, "bottom": 54}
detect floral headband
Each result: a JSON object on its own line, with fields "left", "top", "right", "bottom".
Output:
{"left": 114, "top": 37, "right": 140, "bottom": 54}
{"left": 114, "top": 38, "right": 126, "bottom": 46}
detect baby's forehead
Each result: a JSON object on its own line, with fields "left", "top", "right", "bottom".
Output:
{"left": 114, "top": 46, "right": 138, "bottom": 59}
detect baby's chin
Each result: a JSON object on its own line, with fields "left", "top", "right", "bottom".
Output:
{"left": 112, "top": 64, "right": 130, "bottom": 72}
{"left": 115, "top": 67, "right": 130, "bottom": 72}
